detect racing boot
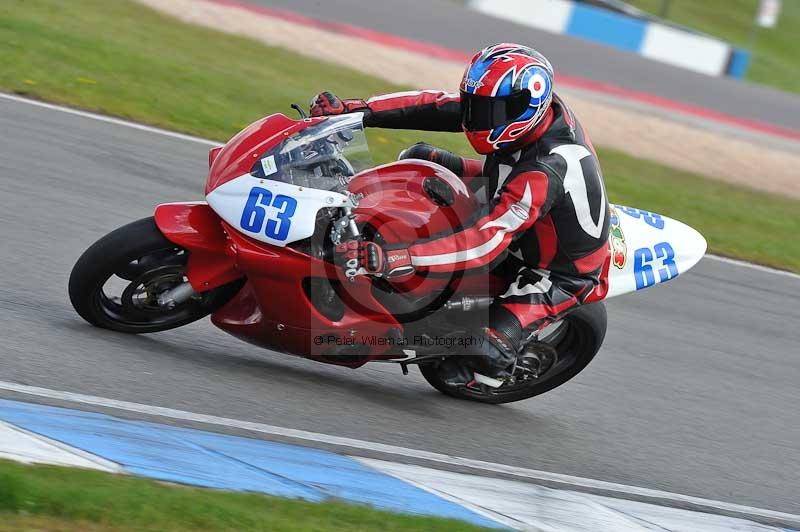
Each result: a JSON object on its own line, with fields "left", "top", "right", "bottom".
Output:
{"left": 467, "top": 325, "right": 520, "bottom": 388}
{"left": 438, "top": 317, "right": 523, "bottom": 389}
{"left": 437, "top": 356, "right": 474, "bottom": 386}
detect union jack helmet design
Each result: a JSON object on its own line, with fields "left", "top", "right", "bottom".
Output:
{"left": 460, "top": 43, "right": 555, "bottom": 154}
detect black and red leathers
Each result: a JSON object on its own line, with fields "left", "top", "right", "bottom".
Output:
{"left": 313, "top": 89, "right": 610, "bottom": 382}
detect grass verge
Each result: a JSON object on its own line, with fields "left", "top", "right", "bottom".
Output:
{"left": 1, "top": 0, "right": 798, "bottom": 271}
{"left": 0, "top": 459, "right": 493, "bottom": 532}
{"left": 626, "top": 0, "right": 800, "bottom": 94}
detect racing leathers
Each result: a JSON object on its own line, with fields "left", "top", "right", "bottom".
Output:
{"left": 329, "top": 90, "right": 611, "bottom": 385}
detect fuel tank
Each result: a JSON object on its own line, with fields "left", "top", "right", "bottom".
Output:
{"left": 348, "top": 159, "right": 498, "bottom": 308}
{"left": 348, "top": 159, "right": 479, "bottom": 244}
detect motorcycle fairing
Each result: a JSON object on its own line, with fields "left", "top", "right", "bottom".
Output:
{"left": 153, "top": 202, "right": 242, "bottom": 291}
{"left": 206, "top": 113, "right": 369, "bottom": 247}
{"left": 207, "top": 175, "right": 350, "bottom": 246}
{"left": 210, "top": 227, "right": 403, "bottom": 366}
{"left": 154, "top": 202, "right": 402, "bottom": 367}
{"left": 205, "top": 113, "right": 317, "bottom": 194}
{"left": 603, "top": 205, "right": 707, "bottom": 299}
{"left": 348, "top": 159, "right": 478, "bottom": 244}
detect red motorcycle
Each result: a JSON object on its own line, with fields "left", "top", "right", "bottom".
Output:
{"left": 69, "top": 110, "right": 706, "bottom": 404}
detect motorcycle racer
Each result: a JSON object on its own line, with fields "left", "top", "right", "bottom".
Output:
{"left": 312, "top": 43, "right": 610, "bottom": 388}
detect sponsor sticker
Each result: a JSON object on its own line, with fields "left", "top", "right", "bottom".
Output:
{"left": 609, "top": 207, "right": 627, "bottom": 269}
{"left": 463, "top": 78, "right": 484, "bottom": 90}
{"left": 387, "top": 251, "right": 409, "bottom": 263}
{"left": 510, "top": 203, "right": 529, "bottom": 221}
{"left": 260, "top": 155, "right": 277, "bottom": 176}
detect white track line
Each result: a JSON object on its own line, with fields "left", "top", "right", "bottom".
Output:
{"left": 704, "top": 254, "right": 800, "bottom": 280}
{"left": 0, "top": 380, "right": 797, "bottom": 527}
{"left": 0, "top": 92, "right": 218, "bottom": 146}
{"left": 2, "top": 92, "right": 798, "bottom": 282}
{"left": 0, "top": 421, "right": 123, "bottom": 473}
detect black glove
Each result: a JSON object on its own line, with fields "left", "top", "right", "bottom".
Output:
{"left": 398, "top": 142, "right": 466, "bottom": 176}
{"left": 310, "top": 91, "right": 369, "bottom": 117}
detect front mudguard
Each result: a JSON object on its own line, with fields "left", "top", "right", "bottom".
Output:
{"left": 153, "top": 202, "right": 243, "bottom": 291}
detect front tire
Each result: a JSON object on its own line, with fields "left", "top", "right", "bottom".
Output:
{"left": 69, "top": 217, "right": 242, "bottom": 333}
{"left": 419, "top": 302, "right": 607, "bottom": 404}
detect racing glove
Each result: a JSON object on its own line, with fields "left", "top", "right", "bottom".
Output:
{"left": 335, "top": 240, "right": 415, "bottom": 280}
{"left": 310, "top": 91, "right": 369, "bottom": 117}
{"left": 399, "top": 142, "right": 467, "bottom": 176}
{"left": 399, "top": 142, "right": 484, "bottom": 179}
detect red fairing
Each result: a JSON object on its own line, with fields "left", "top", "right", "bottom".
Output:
{"left": 153, "top": 202, "right": 401, "bottom": 366}
{"left": 210, "top": 227, "right": 401, "bottom": 366}
{"left": 205, "top": 113, "right": 325, "bottom": 195}
{"left": 154, "top": 116, "right": 518, "bottom": 367}
{"left": 153, "top": 202, "right": 242, "bottom": 291}
{"left": 208, "top": 147, "right": 222, "bottom": 168}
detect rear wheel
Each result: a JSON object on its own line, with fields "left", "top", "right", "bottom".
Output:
{"left": 419, "top": 302, "right": 607, "bottom": 404}
{"left": 68, "top": 217, "right": 243, "bottom": 333}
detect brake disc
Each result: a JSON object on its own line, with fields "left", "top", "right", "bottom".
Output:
{"left": 121, "top": 265, "right": 186, "bottom": 314}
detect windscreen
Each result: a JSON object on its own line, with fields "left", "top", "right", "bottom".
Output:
{"left": 250, "top": 113, "right": 371, "bottom": 193}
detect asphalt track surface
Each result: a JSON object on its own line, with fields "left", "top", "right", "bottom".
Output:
{"left": 246, "top": 0, "right": 800, "bottom": 131}
{"left": 1, "top": 96, "right": 799, "bottom": 517}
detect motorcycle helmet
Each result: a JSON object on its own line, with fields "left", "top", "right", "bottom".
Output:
{"left": 460, "top": 43, "right": 555, "bottom": 154}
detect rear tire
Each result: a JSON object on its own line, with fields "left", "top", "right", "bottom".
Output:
{"left": 419, "top": 302, "right": 607, "bottom": 404}
{"left": 69, "top": 217, "right": 243, "bottom": 333}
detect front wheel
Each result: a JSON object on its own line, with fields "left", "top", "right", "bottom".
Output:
{"left": 419, "top": 302, "right": 607, "bottom": 404}
{"left": 69, "top": 217, "right": 243, "bottom": 334}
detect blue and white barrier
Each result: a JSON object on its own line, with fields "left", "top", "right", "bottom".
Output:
{"left": 468, "top": 0, "right": 750, "bottom": 78}
{"left": 1, "top": 398, "right": 796, "bottom": 531}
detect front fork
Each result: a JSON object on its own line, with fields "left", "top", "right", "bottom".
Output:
{"left": 330, "top": 206, "right": 366, "bottom": 280}
{"left": 156, "top": 281, "right": 197, "bottom": 309}
{"left": 152, "top": 203, "right": 363, "bottom": 308}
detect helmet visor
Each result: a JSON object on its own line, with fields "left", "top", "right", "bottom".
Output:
{"left": 460, "top": 90, "right": 531, "bottom": 131}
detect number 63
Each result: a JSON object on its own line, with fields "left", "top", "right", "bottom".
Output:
{"left": 633, "top": 242, "right": 678, "bottom": 290}
{"left": 240, "top": 186, "right": 297, "bottom": 241}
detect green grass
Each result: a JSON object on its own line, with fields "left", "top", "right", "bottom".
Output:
{"left": 0, "top": 0, "right": 467, "bottom": 159}
{"left": 0, "top": 459, "right": 493, "bottom": 532}
{"left": 1, "top": 0, "right": 798, "bottom": 271}
{"left": 626, "top": 0, "right": 800, "bottom": 93}
{"left": 600, "top": 149, "right": 800, "bottom": 271}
